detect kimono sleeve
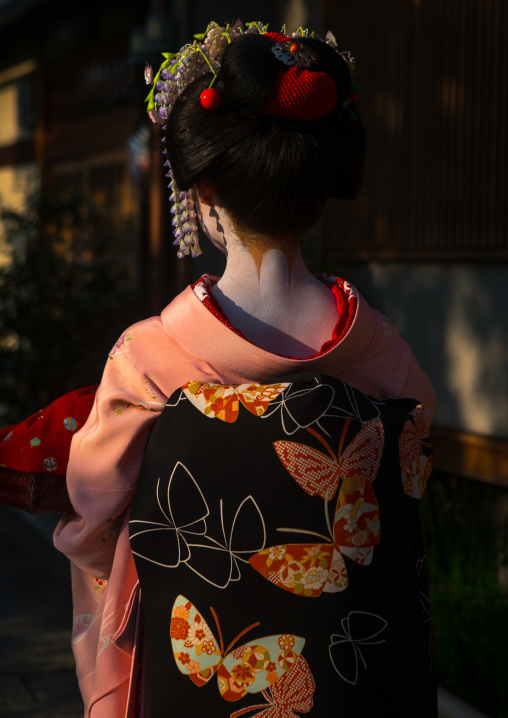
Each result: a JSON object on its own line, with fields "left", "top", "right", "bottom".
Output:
{"left": 53, "top": 343, "right": 165, "bottom": 578}
{"left": 341, "top": 307, "right": 436, "bottom": 427}
{"left": 399, "top": 350, "right": 436, "bottom": 427}
{"left": 363, "top": 311, "right": 435, "bottom": 425}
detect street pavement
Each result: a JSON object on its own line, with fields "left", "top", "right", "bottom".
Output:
{"left": 0, "top": 507, "right": 83, "bottom": 718}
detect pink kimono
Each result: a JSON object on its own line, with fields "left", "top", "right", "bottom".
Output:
{"left": 53, "top": 277, "right": 435, "bottom": 717}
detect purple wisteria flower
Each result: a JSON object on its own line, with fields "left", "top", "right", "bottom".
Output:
{"left": 144, "top": 20, "right": 268, "bottom": 258}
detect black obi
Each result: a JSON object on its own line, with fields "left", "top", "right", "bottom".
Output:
{"left": 129, "top": 374, "right": 437, "bottom": 717}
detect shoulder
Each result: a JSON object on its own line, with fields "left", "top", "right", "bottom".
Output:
{"left": 107, "top": 315, "right": 166, "bottom": 362}
{"left": 101, "top": 289, "right": 217, "bottom": 404}
{"left": 355, "top": 308, "right": 435, "bottom": 424}
{"left": 325, "top": 278, "right": 435, "bottom": 423}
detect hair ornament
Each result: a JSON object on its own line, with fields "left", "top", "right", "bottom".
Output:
{"left": 264, "top": 67, "right": 337, "bottom": 121}
{"left": 290, "top": 31, "right": 359, "bottom": 119}
{"left": 265, "top": 31, "right": 336, "bottom": 121}
{"left": 145, "top": 20, "right": 267, "bottom": 125}
{"left": 145, "top": 20, "right": 357, "bottom": 257}
{"left": 200, "top": 74, "right": 222, "bottom": 110}
{"left": 336, "top": 51, "right": 359, "bottom": 120}
{"left": 145, "top": 20, "right": 267, "bottom": 257}
{"left": 271, "top": 40, "right": 317, "bottom": 67}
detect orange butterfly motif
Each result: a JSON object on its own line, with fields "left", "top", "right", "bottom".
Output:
{"left": 171, "top": 595, "right": 305, "bottom": 702}
{"left": 230, "top": 656, "right": 315, "bottom": 718}
{"left": 249, "top": 418, "right": 385, "bottom": 597}
{"left": 181, "top": 381, "right": 289, "bottom": 423}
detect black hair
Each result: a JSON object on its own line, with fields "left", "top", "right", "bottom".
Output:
{"left": 165, "top": 32, "right": 366, "bottom": 239}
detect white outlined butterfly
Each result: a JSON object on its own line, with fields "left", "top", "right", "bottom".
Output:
{"left": 328, "top": 611, "right": 387, "bottom": 685}
{"left": 183, "top": 496, "right": 266, "bottom": 588}
{"left": 260, "top": 380, "right": 336, "bottom": 435}
{"left": 130, "top": 461, "right": 208, "bottom": 568}
{"left": 171, "top": 595, "right": 305, "bottom": 702}
{"left": 130, "top": 462, "right": 266, "bottom": 588}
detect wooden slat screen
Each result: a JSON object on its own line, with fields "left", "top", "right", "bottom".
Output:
{"left": 47, "top": 47, "right": 133, "bottom": 128}
{"left": 321, "top": 0, "right": 508, "bottom": 261}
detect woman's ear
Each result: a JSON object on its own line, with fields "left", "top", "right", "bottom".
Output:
{"left": 194, "top": 176, "right": 215, "bottom": 206}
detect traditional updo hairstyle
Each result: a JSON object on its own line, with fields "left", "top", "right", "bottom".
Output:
{"left": 165, "top": 32, "right": 366, "bottom": 241}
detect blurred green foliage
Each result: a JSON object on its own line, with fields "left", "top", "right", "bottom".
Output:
{"left": 421, "top": 470, "right": 508, "bottom": 718}
{"left": 0, "top": 194, "right": 143, "bottom": 425}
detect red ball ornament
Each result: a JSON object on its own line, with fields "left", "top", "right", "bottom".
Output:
{"left": 200, "top": 88, "right": 222, "bottom": 111}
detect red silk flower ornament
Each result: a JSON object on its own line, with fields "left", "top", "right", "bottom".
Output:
{"left": 264, "top": 31, "right": 337, "bottom": 121}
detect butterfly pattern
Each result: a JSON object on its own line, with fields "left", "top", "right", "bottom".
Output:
{"left": 249, "top": 418, "right": 385, "bottom": 596}
{"left": 171, "top": 595, "right": 306, "bottom": 703}
{"left": 229, "top": 656, "right": 315, "bottom": 718}
{"left": 328, "top": 611, "right": 388, "bottom": 685}
{"left": 399, "top": 405, "right": 432, "bottom": 499}
{"left": 178, "top": 377, "right": 382, "bottom": 437}
{"left": 180, "top": 381, "right": 289, "bottom": 422}
{"left": 130, "top": 461, "right": 266, "bottom": 588}
{"left": 259, "top": 381, "right": 336, "bottom": 436}
{"left": 130, "top": 377, "right": 435, "bottom": 714}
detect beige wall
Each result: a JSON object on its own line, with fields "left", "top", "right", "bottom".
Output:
{"left": 347, "top": 263, "right": 508, "bottom": 439}
{"left": 0, "top": 59, "right": 39, "bottom": 253}
{"left": 0, "top": 164, "right": 39, "bottom": 259}
{"left": 0, "top": 59, "right": 36, "bottom": 147}
{"left": 0, "top": 84, "right": 19, "bottom": 147}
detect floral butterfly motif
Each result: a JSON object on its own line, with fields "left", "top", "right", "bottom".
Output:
{"left": 181, "top": 381, "right": 289, "bottom": 423}
{"left": 171, "top": 595, "right": 305, "bottom": 702}
{"left": 249, "top": 418, "right": 385, "bottom": 597}
{"left": 230, "top": 656, "right": 315, "bottom": 718}
{"left": 328, "top": 610, "right": 387, "bottom": 685}
{"left": 399, "top": 405, "right": 432, "bottom": 499}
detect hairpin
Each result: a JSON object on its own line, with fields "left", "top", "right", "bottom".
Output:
{"left": 271, "top": 39, "right": 317, "bottom": 67}
{"left": 200, "top": 74, "right": 222, "bottom": 111}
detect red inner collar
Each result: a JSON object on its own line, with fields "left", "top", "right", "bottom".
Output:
{"left": 192, "top": 274, "right": 357, "bottom": 360}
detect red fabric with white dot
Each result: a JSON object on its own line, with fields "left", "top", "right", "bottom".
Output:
{"left": 0, "top": 386, "right": 97, "bottom": 476}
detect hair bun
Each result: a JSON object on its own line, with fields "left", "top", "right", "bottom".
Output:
{"left": 219, "top": 34, "right": 282, "bottom": 114}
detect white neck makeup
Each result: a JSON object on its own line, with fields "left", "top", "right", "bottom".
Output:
{"left": 195, "top": 191, "right": 339, "bottom": 357}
